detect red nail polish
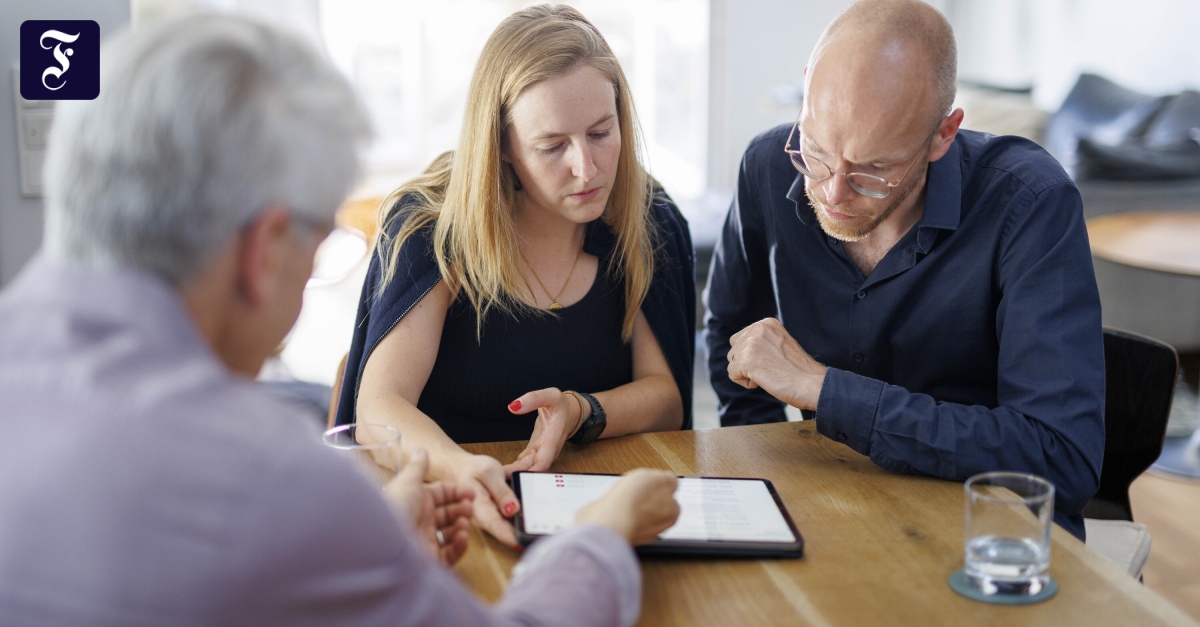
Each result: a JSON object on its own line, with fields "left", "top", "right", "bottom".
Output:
{"left": 509, "top": 400, "right": 522, "bottom": 411}
{"left": 504, "top": 502, "right": 517, "bottom": 516}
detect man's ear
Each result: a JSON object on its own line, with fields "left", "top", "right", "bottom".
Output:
{"left": 235, "top": 205, "right": 292, "bottom": 310}
{"left": 929, "top": 107, "right": 965, "bottom": 162}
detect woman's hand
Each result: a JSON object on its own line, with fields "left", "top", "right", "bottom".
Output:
{"left": 382, "top": 449, "right": 474, "bottom": 565}
{"left": 576, "top": 469, "right": 680, "bottom": 546}
{"left": 449, "top": 452, "right": 522, "bottom": 547}
{"left": 504, "top": 388, "right": 585, "bottom": 474}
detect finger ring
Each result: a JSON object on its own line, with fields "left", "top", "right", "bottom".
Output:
{"left": 436, "top": 529, "right": 446, "bottom": 546}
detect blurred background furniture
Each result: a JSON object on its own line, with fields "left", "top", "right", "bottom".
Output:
{"left": 1086, "top": 212, "right": 1200, "bottom": 480}
{"left": 1087, "top": 212, "right": 1200, "bottom": 355}
{"left": 957, "top": 74, "right": 1200, "bottom": 221}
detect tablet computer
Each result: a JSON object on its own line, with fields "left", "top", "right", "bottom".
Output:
{"left": 512, "top": 471, "right": 804, "bottom": 558}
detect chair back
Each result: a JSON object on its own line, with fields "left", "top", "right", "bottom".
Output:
{"left": 1084, "top": 327, "right": 1178, "bottom": 521}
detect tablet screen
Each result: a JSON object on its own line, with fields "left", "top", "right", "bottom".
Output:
{"left": 517, "top": 472, "right": 798, "bottom": 543}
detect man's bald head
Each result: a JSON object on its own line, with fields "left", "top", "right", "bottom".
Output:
{"left": 794, "top": 0, "right": 962, "bottom": 244}
{"left": 807, "top": 0, "right": 956, "bottom": 129}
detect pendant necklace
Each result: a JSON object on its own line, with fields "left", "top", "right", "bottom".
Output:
{"left": 520, "top": 246, "right": 583, "bottom": 311}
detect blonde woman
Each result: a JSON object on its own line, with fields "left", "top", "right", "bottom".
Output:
{"left": 334, "top": 4, "right": 695, "bottom": 545}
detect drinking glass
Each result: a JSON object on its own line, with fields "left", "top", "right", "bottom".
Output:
{"left": 963, "top": 471, "right": 1055, "bottom": 596}
{"left": 322, "top": 423, "right": 403, "bottom": 486}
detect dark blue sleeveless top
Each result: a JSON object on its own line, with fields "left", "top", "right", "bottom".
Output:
{"left": 416, "top": 268, "right": 632, "bottom": 443}
{"left": 335, "top": 188, "right": 696, "bottom": 432}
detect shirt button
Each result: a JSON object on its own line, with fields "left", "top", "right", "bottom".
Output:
{"left": 856, "top": 291, "right": 866, "bottom": 299}
{"left": 852, "top": 353, "right": 864, "bottom": 363}
{"left": 836, "top": 431, "right": 849, "bottom": 442}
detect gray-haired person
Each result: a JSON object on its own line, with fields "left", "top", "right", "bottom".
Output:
{"left": 0, "top": 13, "right": 678, "bottom": 626}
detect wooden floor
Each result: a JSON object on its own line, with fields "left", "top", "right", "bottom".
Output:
{"left": 1131, "top": 471, "right": 1200, "bottom": 620}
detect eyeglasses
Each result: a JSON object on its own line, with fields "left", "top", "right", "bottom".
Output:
{"left": 784, "top": 111, "right": 939, "bottom": 199}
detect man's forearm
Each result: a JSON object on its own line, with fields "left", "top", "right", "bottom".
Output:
{"left": 814, "top": 367, "right": 1103, "bottom": 520}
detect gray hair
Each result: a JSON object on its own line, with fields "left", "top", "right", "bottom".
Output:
{"left": 43, "top": 13, "right": 372, "bottom": 284}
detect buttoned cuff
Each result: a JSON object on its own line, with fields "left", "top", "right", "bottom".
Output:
{"left": 814, "top": 368, "right": 885, "bottom": 456}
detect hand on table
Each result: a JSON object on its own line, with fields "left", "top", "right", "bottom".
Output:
{"left": 576, "top": 469, "right": 680, "bottom": 546}
{"left": 383, "top": 449, "right": 474, "bottom": 565}
{"left": 503, "top": 388, "right": 584, "bottom": 474}
{"left": 727, "top": 318, "right": 828, "bottom": 411}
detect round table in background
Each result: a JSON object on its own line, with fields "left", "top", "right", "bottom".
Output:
{"left": 1087, "top": 211, "right": 1200, "bottom": 479}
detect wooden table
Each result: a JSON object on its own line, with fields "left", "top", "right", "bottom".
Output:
{"left": 457, "top": 422, "right": 1196, "bottom": 626}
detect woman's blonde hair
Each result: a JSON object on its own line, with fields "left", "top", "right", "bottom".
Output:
{"left": 375, "top": 3, "right": 656, "bottom": 341}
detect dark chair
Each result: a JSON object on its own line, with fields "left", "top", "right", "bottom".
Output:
{"left": 1084, "top": 327, "right": 1178, "bottom": 522}
{"left": 1082, "top": 327, "right": 1177, "bottom": 579}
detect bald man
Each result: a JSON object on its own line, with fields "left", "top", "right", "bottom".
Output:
{"left": 704, "top": 0, "right": 1104, "bottom": 540}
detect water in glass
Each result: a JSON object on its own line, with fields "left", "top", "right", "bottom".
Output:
{"left": 966, "top": 534, "right": 1049, "bottom": 584}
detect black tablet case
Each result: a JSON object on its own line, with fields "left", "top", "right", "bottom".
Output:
{"left": 511, "top": 471, "right": 804, "bottom": 558}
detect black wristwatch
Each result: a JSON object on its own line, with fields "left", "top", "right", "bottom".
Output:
{"left": 568, "top": 391, "right": 606, "bottom": 445}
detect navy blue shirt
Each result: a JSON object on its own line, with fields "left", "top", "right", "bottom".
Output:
{"left": 704, "top": 126, "right": 1105, "bottom": 540}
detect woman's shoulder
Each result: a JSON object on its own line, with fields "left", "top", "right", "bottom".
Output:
{"left": 649, "top": 185, "right": 687, "bottom": 229}
{"left": 647, "top": 185, "right": 692, "bottom": 255}
{"left": 367, "top": 193, "right": 441, "bottom": 299}
{"left": 380, "top": 192, "right": 432, "bottom": 235}
{"left": 376, "top": 194, "right": 439, "bottom": 259}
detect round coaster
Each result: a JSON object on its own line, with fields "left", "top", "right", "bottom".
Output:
{"left": 948, "top": 569, "right": 1058, "bottom": 605}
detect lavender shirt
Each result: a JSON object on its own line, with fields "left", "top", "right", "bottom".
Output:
{"left": 0, "top": 256, "right": 640, "bottom": 626}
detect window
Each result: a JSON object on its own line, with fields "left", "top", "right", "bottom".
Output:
{"left": 318, "top": 0, "right": 709, "bottom": 202}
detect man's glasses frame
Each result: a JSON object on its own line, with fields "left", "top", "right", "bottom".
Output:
{"left": 784, "top": 110, "right": 940, "bottom": 199}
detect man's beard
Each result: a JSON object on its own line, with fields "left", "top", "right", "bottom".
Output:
{"left": 805, "top": 163, "right": 927, "bottom": 242}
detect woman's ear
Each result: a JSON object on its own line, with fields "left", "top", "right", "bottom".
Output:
{"left": 500, "top": 127, "right": 514, "bottom": 163}
{"left": 507, "top": 161, "right": 524, "bottom": 192}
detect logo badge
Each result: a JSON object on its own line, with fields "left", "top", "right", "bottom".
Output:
{"left": 20, "top": 20, "right": 100, "bottom": 101}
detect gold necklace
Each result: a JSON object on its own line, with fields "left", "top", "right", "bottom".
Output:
{"left": 519, "top": 246, "right": 583, "bottom": 311}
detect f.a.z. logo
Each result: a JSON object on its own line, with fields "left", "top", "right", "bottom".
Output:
{"left": 20, "top": 20, "right": 100, "bottom": 100}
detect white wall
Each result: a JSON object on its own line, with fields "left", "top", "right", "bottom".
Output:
{"left": 1030, "top": 0, "right": 1200, "bottom": 109}
{"left": 707, "top": 0, "right": 839, "bottom": 191}
{"left": 947, "top": 0, "right": 1033, "bottom": 90}
{"left": 947, "top": 0, "right": 1200, "bottom": 110}
{"left": 0, "top": 0, "right": 131, "bottom": 285}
